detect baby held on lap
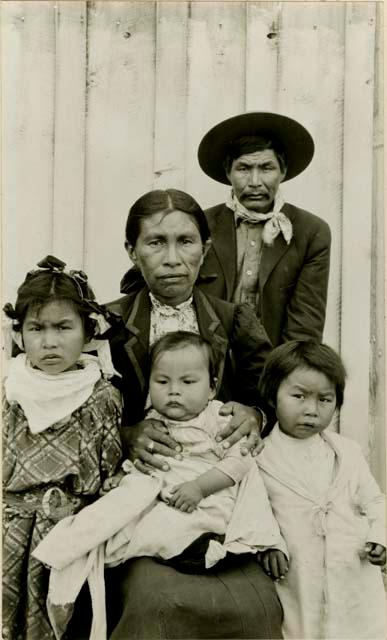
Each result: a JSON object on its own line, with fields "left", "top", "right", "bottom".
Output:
{"left": 33, "top": 331, "right": 283, "bottom": 640}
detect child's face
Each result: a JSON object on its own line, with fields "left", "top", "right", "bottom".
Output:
{"left": 276, "top": 367, "right": 337, "bottom": 439}
{"left": 149, "top": 344, "right": 215, "bottom": 421}
{"left": 22, "top": 300, "right": 87, "bottom": 374}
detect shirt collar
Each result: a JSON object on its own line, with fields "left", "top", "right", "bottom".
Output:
{"left": 149, "top": 292, "right": 194, "bottom": 313}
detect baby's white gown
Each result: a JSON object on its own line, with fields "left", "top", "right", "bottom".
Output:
{"left": 34, "top": 401, "right": 282, "bottom": 640}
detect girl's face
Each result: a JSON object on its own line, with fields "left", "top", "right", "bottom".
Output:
{"left": 22, "top": 300, "right": 87, "bottom": 374}
{"left": 275, "top": 367, "right": 337, "bottom": 439}
{"left": 149, "top": 344, "right": 215, "bottom": 421}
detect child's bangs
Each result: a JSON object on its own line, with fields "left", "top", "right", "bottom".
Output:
{"left": 23, "top": 296, "right": 82, "bottom": 320}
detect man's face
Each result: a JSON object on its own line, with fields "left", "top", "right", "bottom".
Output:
{"left": 226, "top": 149, "right": 286, "bottom": 213}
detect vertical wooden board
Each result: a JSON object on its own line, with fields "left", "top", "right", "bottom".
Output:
{"left": 339, "top": 3, "right": 376, "bottom": 452}
{"left": 52, "top": 1, "right": 87, "bottom": 269}
{"left": 369, "top": 3, "right": 385, "bottom": 488}
{"left": 184, "top": 1, "right": 246, "bottom": 209}
{"left": 153, "top": 2, "right": 189, "bottom": 190}
{"left": 245, "top": 1, "right": 282, "bottom": 111}
{"left": 276, "top": 3, "right": 346, "bottom": 355}
{"left": 2, "top": 1, "right": 56, "bottom": 302}
{"left": 84, "top": 1, "right": 157, "bottom": 302}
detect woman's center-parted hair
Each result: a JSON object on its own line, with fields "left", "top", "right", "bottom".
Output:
{"left": 259, "top": 340, "right": 347, "bottom": 409}
{"left": 149, "top": 331, "right": 218, "bottom": 389}
{"left": 8, "top": 270, "right": 97, "bottom": 340}
{"left": 125, "top": 188, "right": 211, "bottom": 247}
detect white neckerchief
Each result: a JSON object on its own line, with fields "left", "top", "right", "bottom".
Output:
{"left": 226, "top": 188, "right": 292, "bottom": 246}
{"left": 4, "top": 353, "right": 102, "bottom": 434}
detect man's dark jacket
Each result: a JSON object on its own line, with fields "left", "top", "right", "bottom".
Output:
{"left": 198, "top": 202, "right": 331, "bottom": 346}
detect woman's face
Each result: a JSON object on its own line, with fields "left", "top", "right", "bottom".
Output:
{"left": 128, "top": 210, "right": 209, "bottom": 306}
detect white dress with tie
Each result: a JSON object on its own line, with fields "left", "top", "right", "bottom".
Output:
{"left": 257, "top": 424, "right": 386, "bottom": 639}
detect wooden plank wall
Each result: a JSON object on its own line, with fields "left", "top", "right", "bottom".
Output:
{"left": 2, "top": 1, "right": 384, "bottom": 486}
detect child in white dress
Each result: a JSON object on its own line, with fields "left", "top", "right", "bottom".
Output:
{"left": 256, "top": 340, "right": 385, "bottom": 640}
{"left": 34, "top": 331, "right": 281, "bottom": 639}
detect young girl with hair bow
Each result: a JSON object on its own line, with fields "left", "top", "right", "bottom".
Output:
{"left": 2, "top": 256, "right": 123, "bottom": 640}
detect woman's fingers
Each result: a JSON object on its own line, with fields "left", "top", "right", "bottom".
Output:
{"left": 216, "top": 402, "right": 245, "bottom": 438}
{"left": 216, "top": 402, "right": 261, "bottom": 451}
{"left": 217, "top": 416, "right": 250, "bottom": 448}
{"left": 142, "top": 440, "right": 182, "bottom": 460}
{"left": 144, "top": 421, "right": 181, "bottom": 452}
{"left": 132, "top": 458, "right": 156, "bottom": 476}
{"left": 135, "top": 450, "right": 170, "bottom": 472}
{"left": 128, "top": 419, "right": 183, "bottom": 471}
{"left": 247, "top": 431, "right": 265, "bottom": 456}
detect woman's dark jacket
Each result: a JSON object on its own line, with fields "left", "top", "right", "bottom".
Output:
{"left": 108, "top": 283, "right": 272, "bottom": 429}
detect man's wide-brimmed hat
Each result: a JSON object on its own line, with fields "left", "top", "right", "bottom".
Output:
{"left": 198, "top": 112, "right": 315, "bottom": 184}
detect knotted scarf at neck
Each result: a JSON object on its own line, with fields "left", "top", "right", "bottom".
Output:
{"left": 4, "top": 353, "right": 102, "bottom": 434}
{"left": 226, "top": 188, "right": 292, "bottom": 246}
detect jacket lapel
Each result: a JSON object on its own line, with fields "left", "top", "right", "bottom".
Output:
{"left": 208, "top": 203, "right": 296, "bottom": 293}
{"left": 193, "top": 289, "right": 229, "bottom": 395}
{"left": 122, "top": 289, "right": 151, "bottom": 394}
{"left": 259, "top": 236, "right": 290, "bottom": 290}
{"left": 259, "top": 204, "right": 296, "bottom": 290}
{"left": 206, "top": 205, "right": 237, "bottom": 300}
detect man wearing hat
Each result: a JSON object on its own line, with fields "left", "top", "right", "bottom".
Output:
{"left": 197, "top": 112, "right": 331, "bottom": 347}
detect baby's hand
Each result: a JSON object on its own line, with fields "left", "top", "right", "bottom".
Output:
{"left": 100, "top": 470, "right": 126, "bottom": 495}
{"left": 168, "top": 481, "right": 204, "bottom": 512}
{"left": 365, "top": 542, "right": 386, "bottom": 566}
{"left": 257, "top": 549, "right": 289, "bottom": 581}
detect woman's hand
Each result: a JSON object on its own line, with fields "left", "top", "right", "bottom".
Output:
{"left": 216, "top": 402, "right": 265, "bottom": 456}
{"left": 257, "top": 549, "right": 289, "bottom": 581}
{"left": 123, "top": 418, "right": 183, "bottom": 475}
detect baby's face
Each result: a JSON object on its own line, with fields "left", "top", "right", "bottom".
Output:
{"left": 149, "top": 344, "right": 215, "bottom": 421}
{"left": 276, "top": 367, "right": 337, "bottom": 439}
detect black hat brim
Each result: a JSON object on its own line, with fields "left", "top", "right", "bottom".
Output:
{"left": 198, "top": 112, "right": 314, "bottom": 184}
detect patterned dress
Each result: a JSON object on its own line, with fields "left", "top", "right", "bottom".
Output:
{"left": 2, "top": 378, "right": 122, "bottom": 640}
